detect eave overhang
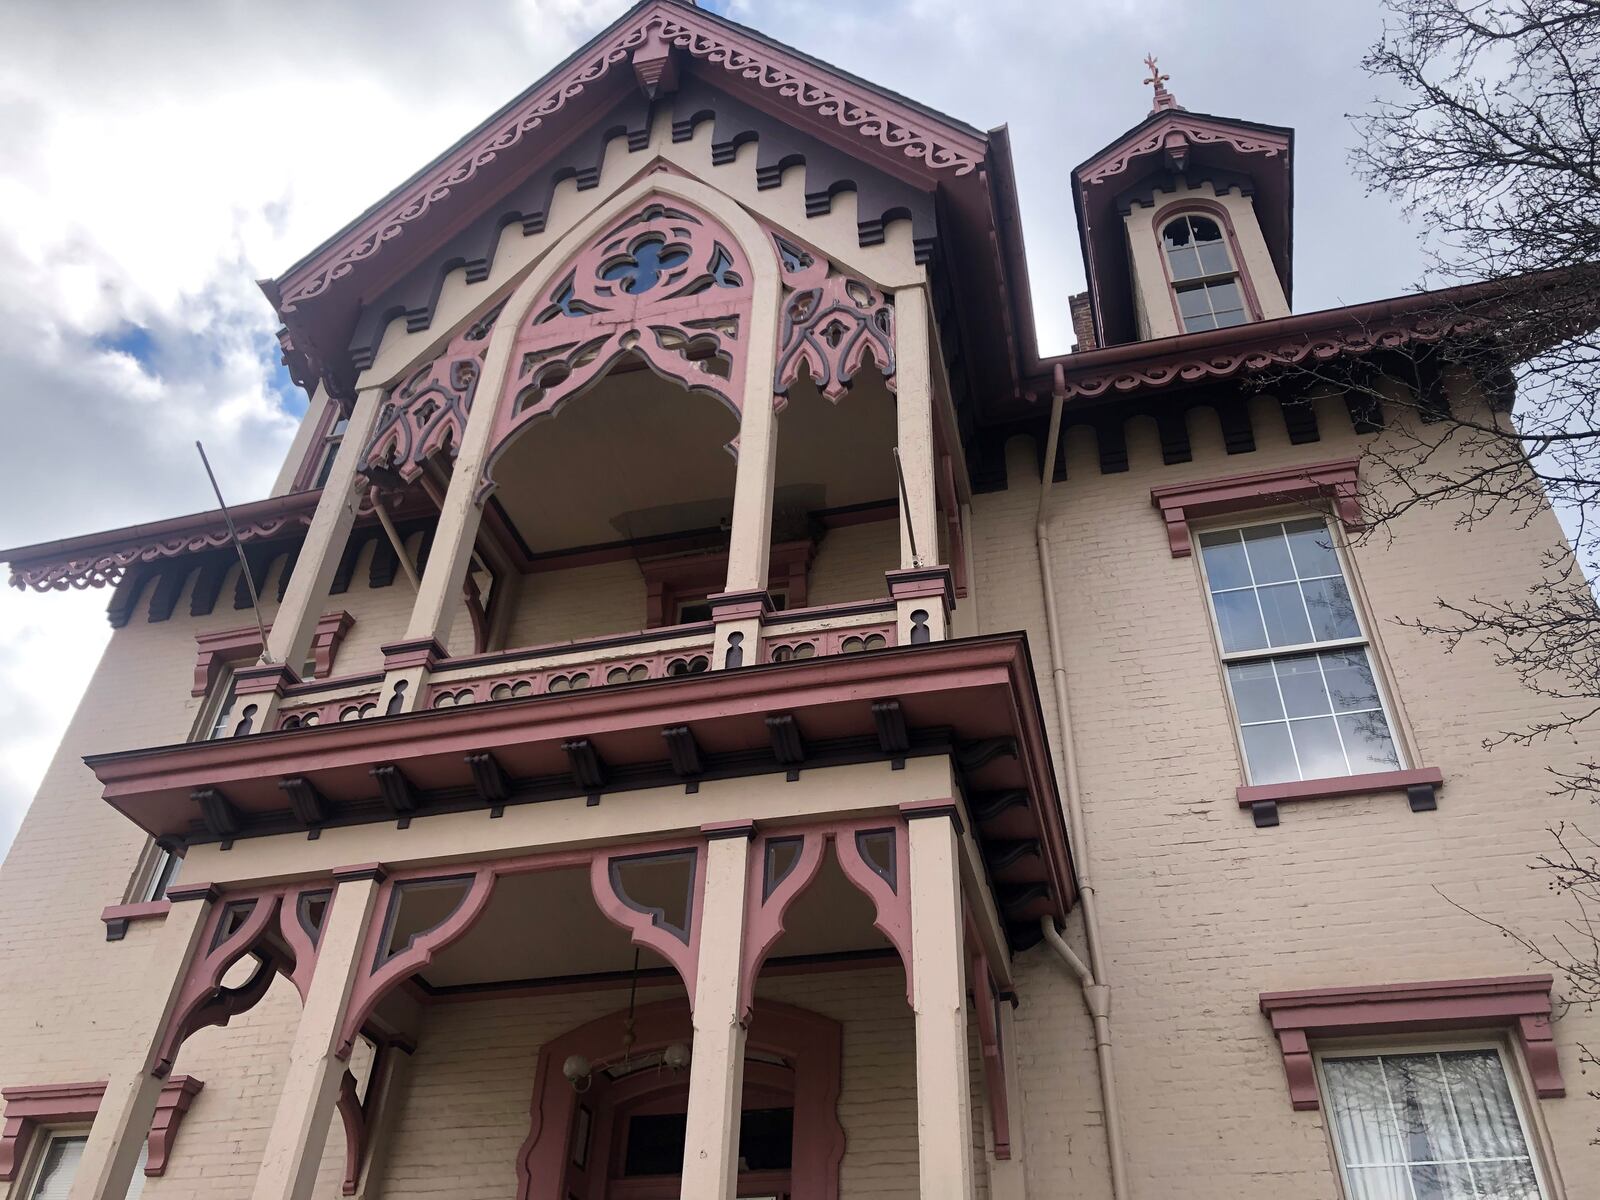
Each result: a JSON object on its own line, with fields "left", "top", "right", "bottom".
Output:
{"left": 0, "top": 490, "right": 323, "bottom": 593}
{"left": 262, "top": 0, "right": 1011, "bottom": 403}
{"left": 85, "top": 633, "right": 1076, "bottom": 943}
{"left": 1069, "top": 108, "right": 1294, "bottom": 351}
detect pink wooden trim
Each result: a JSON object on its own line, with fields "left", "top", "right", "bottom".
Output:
{"left": 424, "top": 643, "right": 713, "bottom": 710}
{"left": 588, "top": 845, "right": 704, "bottom": 1011}
{"left": 279, "top": 885, "right": 330, "bottom": 1003}
{"left": 515, "top": 998, "right": 844, "bottom": 1200}
{"left": 1259, "top": 975, "right": 1563, "bottom": 1109}
{"left": 379, "top": 637, "right": 448, "bottom": 672}
{"left": 1150, "top": 197, "right": 1265, "bottom": 328}
{"left": 0, "top": 1077, "right": 203, "bottom": 1181}
{"left": 192, "top": 612, "right": 354, "bottom": 696}
{"left": 277, "top": 692, "right": 382, "bottom": 731}
{"left": 336, "top": 1069, "right": 365, "bottom": 1196}
{"left": 1149, "top": 458, "right": 1362, "bottom": 556}
{"left": 886, "top": 565, "right": 955, "bottom": 606}
{"left": 641, "top": 542, "right": 813, "bottom": 627}
{"left": 833, "top": 818, "right": 914, "bottom": 1006}
{"left": 100, "top": 899, "right": 170, "bottom": 930}
{"left": 967, "top": 917, "right": 1012, "bottom": 1160}
{"left": 1237, "top": 766, "right": 1443, "bottom": 808}
{"left": 1077, "top": 110, "right": 1290, "bottom": 187}
{"left": 758, "top": 621, "right": 895, "bottom": 663}
{"left": 338, "top": 867, "right": 496, "bottom": 1058}
{"left": 739, "top": 830, "right": 828, "bottom": 1019}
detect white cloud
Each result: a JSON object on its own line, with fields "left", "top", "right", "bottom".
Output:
{"left": 0, "top": 0, "right": 1425, "bottom": 854}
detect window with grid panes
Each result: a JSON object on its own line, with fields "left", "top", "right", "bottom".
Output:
{"left": 23, "top": 1133, "right": 147, "bottom": 1199}
{"left": 1319, "top": 1048, "right": 1547, "bottom": 1200}
{"left": 1162, "top": 214, "right": 1249, "bottom": 332}
{"left": 1197, "top": 517, "right": 1403, "bottom": 785}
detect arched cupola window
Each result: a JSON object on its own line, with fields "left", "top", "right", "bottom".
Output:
{"left": 1161, "top": 213, "right": 1251, "bottom": 332}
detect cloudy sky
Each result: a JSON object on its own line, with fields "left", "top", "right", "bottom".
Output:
{"left": 0, "top": 0, "right": 1425, "bottom": 852}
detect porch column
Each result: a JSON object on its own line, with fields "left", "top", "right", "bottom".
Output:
{"left": 892, "top": 287, "right": 938, "bottom": 571}
{"left": 68, "top": 886, "right": 216, "bottom": 1200}
{"left": 907, "top": 806, "right": 977, "bottom": 1200}
{"left": 680, "top": 823, "right": 754, "bottom": 1200}
{"left": 267, "top": 387, "right": 385, "bottom": 676}
{"left": 723, "top": 392, "right": 777, "bottom": 596}
{"left": 250, "top": 867, "right": 384, "bottom": 1200}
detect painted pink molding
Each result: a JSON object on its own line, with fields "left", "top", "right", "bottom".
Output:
{"left": 379, "top": 637, "right": 449, "bottom": 672}
{"left": 515, "top": 998, "right": 844, "bottom": 1200}
{"left": 482, "top": 197, "right": 757, "bottom": 500}
{"left": 832, "top": 819, "right": 915, "bottom": 1006}
{"left": 337, "top": 867, "right": 495, "bottom": 1058}
{"left": 1149, "top": 458, "right": 1362, "bottom": 557}
{"left": 273, "top": 2, "right": 984, "bottom": 313}
{"left": 100, "top": 899, "right": 171, "bottom": 940}
{"left": 336, "top": 1070, "right": 365, "bottom": 1196}
{"left": 740, "top": 830, "right": 829, "bottom": 1020}
{"left": 589, "top": 844, "right": 705, "bottom": 1011}
{"left": 968, "top": 923, "right": 1012, "bottom": 1160}
{"left": 154, "top": 882, "right": 331, "bottom": 1076}
{"left": 772, "top": 238, "right": 895, "bottom": 401}
{"left": 192, "top": 611, "right": 355, "bottom": 696}
{"left": 1259, "top": 975, "right": 1564, "bottom": 1110}
{"left": 361, "top": 304, "right": 502, "bottom": 484}
{"left": 0, "top": 1077, "right": 203, "bottom": 1181}
{"left": 642, "top": 540, "right": 814, "bottom": 626}
{"left": 1237, "top": 766, "right": 1443, "bottom": 809}
{"left": 1077, "top": 110, "right": 1290, "bottom": 188}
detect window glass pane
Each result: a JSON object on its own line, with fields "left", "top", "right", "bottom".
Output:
{"left": 1213, "top": 589, "right": 1268, "bottom": 653}
{"left": 1284, "top": 518, "right": 1341, "bottom": 577}
{"left": 1323, "top": 1058, "right": 1405, "bottom": 1166}
{"left": 1302, "top": 576, "right": 1360, "bottom": 641}
{"left": 1198, "top": 530, "right": 1252, "bottom": 591}
{"left": 1274, "top": 655, "right": 1332, "bottom": 718}
{"left": 1197, "top": 238, "right": 1233, "bottom": 275}
{"left": 1289, "top": 715, "right": 1347, "bottom": 778}
{"left": 1189, "top": 216, "right": 1222, "bottom": 243}
{"left": 1342, "top": 1165, "right": 1412, "bottom": 1200}
{"left": 1241, "top": 722, "right": 1298, "bottom": 784}
{"left": 1176, "top": 284, "right": 1213, "bottom": 317}
{"left": 1408, "top": 1162, "right": 1476, "bottom": 1200}
{"left": 28, "top": 1136, "right": 86, "bottom": 1200}
{"left": 1182, "top": 311, "right": 1217, "bottom": 332}
{"left": 1442, "top": 1051, "right": 1524, "bottom": 1160}
{"left": 1212, "top": 307, "right": 1249, "bottom": 329}
{"left": 1470, "top": 1160, "right": 1540, "bottom": 1200}
{"left": 1227, "top": 661, "right": 1284, "bottom": 724}
{"left": 1168, "top": 246, "right": 1203, "bottom": 281}
{"left": 1258, "top": 582, "right": 1314, "bottom": 647}
{"left": 1322, "top": 650, "right": 1382, "bottom": 713}
{"left": 1337, "top": 712, "right": 1401, "bottom": 773}
{"left": 1241, "top": 524, "right": 1296, "bottom": 583}
{"left": 1386, "top": 1055, "right": 1464, "bottom": 1164}
{"left": 1206, "top": 278, "right": 1244, "bottom": 311}
{"left": 1162, "top": 217, "right": 1195, "bottom": 248}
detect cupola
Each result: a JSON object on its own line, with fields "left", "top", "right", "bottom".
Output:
{"left": 1070, "top": 58, "right": 1294, "bottom": 347}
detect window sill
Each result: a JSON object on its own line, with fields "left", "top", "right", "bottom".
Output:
{"left": 101, "top": 899, "right": 171, "bottom": 941}
{"left": 1238, "top": 766, "right": 1442, "bottom": 827}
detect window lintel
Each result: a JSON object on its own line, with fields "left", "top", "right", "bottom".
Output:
{"left": 1150, "top": 458, "right": 1361, "bottom": 556}
{"left": 1258, "top": 975, "right": 1563, "bottom": 1111}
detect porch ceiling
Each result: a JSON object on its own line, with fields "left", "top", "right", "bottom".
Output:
{"left": 85, "top": 633, "right": 1075, "bottom": 949}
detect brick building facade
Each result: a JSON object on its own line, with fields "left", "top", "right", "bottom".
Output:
{"left": 0, "top": 3, "right": 1591, "bottom": 1198}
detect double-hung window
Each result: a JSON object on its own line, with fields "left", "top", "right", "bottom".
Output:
{"left": 21, "top": 1131, "right": 146, "bottom": 1199}
{"left": 1161, "top": 214, "right": 1250, "bottom": 332}
{"left": 1197, "top": 517, "right": 1402, "bottom": 785}
{"left": 1319, "top": 1047, "right": 1548, "bottom": 1200}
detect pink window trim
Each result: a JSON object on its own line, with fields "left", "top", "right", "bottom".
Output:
{"left": 1237, "top": 765, "right": 1442, "bottom": 809}
{"left": 1149, "top": 458, "right": 1362, "bottom": 557}
{"left": 288, "top": 397, "right": 345, "bottom": 494}
{"left": 0, "top": 1076, "right": 204, "bottom": 1180}
{"left": 1151, "top": 197, "right": 1264, "bottom": 331}
{"left": 192, "top": 610, "right": 355, "bottom": 696}
{"left": 100, "top": 899, "right": 171, "bottom": 936}
{"left": 1258, "top": 975, "right": 1563, "bottom": 1111}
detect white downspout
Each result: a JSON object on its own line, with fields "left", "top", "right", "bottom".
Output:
{"left": 1036, "top": 364, "right": 1131, "bottom": 1200}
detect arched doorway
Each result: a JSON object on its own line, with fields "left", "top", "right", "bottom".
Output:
{"left": 517, "top": 999, "right": 843, "bottom": 1200}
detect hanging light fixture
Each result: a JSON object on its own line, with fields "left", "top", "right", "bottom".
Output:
{"left": 565, "top": 950, "right": 692, "bottom": 1092}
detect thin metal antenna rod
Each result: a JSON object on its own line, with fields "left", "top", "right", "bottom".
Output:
{"left": 892, "top": 446, "right": 923, "bottom": 567}
{"left": 195, "top": 441, "right": 274, "bottom": 663}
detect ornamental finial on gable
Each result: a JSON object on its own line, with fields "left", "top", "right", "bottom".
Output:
{"left": 1143, "top": 53, "right": 1180, "bottom": 113}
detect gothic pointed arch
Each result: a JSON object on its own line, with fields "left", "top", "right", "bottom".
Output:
{"left": 480, "top": 191, "right": 763, "bottom": 499}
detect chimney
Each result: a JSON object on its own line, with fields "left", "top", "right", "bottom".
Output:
{"left": 1069, "top": 292, "right": 1097, "bottom": 352}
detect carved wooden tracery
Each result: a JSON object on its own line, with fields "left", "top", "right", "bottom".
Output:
{"left": 771, "top": 232, "right": 895, "bottom": 402}
{"left": 482, "top": 198, "right": 754, "bottom": 498}
{"left": 154, "top": 882, "right": 333, "bottom": 1078}
{"left": 360, "top": 302, "right": 504, "bottom": 484}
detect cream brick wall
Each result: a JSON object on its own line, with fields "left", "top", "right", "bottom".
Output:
{"left": 502, "top": 560, "right": 650, "bottom": 648}
{"left": 806, "top": 522, "right": 896, "bottom": 607}
{"left": 970, "top": 390, "right": 1600, "bottom": 1198}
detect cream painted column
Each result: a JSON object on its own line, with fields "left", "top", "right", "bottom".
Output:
{"left": 250, "top": 868, "right": 383, "bottom": 1200}
{"left": 68, "top": 887, "right": 215, "bottom": 1200}
{"left": 892, "top": 287, "right": 938, "bottom": 571}
{"left": 723, "top": 392, "right": 778, "bottom": 594}
{"left": 268, "top": 386, "right": 386, "bottom": 674}
{"left": 907, "top": 808, "right": 977, "bottom": 1200}
{"left": 679, "top": 824, "right": 754, "bottom": 1200}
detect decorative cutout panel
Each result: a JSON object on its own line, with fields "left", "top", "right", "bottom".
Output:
{"left": 772, "top": 231, "right": 895, "bottom": 401}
